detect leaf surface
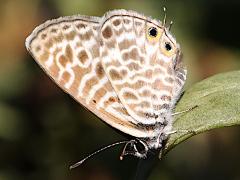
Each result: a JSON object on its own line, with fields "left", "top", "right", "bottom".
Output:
{"left": 164, "top": 70, "right": 240, "bottom": 153}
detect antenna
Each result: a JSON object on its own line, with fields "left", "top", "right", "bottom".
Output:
{"left": 168, "top": 21, "right": 173, "bottom": 31}
{"left": 163, "top": 7, "right": 167, "bottom": 27}
{"left": 69, "top": 140, "right": 128, "bottom": 169}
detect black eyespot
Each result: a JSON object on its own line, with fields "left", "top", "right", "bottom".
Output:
{"left": 148, "top": 27, "right": 158, "bottom": 37}
{"left": 165, "top": 42, "right": 172, "bottom": 51}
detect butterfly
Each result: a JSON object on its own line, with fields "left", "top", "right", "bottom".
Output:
{"left": 25, "top": 9, "right": 186, "bottom": 166}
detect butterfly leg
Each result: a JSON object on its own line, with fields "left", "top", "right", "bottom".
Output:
{"left": 120, "top": 139, "right": 148, "bottom": 160}
{"left": 172, "top": 105, "right": 198, "bottom": 116}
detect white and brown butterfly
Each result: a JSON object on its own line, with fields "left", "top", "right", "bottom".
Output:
{"left": 25, "top": 9, "right": 186, "bottom": 166}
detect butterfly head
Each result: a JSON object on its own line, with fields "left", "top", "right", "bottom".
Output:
{"left": 120, "top": 132, "right": 168, "bottom": 160}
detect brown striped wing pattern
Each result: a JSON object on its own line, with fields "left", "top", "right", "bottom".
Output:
{"left": 100, "top": 10, "right": 186, "bottom": 127}
{"left": 25, "top": 14, "right": 157, "bottom": 138}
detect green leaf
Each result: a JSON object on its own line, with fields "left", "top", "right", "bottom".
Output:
{"left": 164, "top": 70, "right": 240, "bottom": 154}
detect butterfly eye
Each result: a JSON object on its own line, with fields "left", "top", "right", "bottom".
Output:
{"left": 165, "top": 42, "right": 172, "bottom": 51}
{"left": 148, "top": 27, "right": 158, "bottom": 37}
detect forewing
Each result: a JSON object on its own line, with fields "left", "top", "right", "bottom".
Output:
{"left": 25, "top": 15, "right": 154, "bottom": 138}
{"left": 100, "top": 10, "right": 184, "bottom": 125}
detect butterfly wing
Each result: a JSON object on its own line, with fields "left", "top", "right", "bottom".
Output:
{"left": 25, "top": 14, "right": 156, "bottom": 138}
{"left": 100, "top": 10, "right": 186, "bottom": 126}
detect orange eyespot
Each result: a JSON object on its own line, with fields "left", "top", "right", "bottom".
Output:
{"left": 165, "top": 42, "right": 172, "bottom": 51}
{"left": 148, "top": 27, "right": 158, "bottom": 37}
{"left": 146, "top": 26, "right": 162, "bottom": 42}
{"left": 160, "top": 39, "right": 176, "bottom": 57}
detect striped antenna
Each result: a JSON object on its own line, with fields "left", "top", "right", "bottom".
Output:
{"left": 69, "top": 141, "right": 128, "bottom": 169}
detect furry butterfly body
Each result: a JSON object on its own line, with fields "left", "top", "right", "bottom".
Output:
{"left": 25, "top": 9, "right": 186, "bottom": 159}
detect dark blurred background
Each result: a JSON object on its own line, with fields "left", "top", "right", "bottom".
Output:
{"left": 0, "top": 0, "right": 240, "bottom": 179}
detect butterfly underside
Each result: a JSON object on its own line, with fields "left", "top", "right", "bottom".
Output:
{"left": 26, "top": 9, "right": 186, "bottom": 157}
